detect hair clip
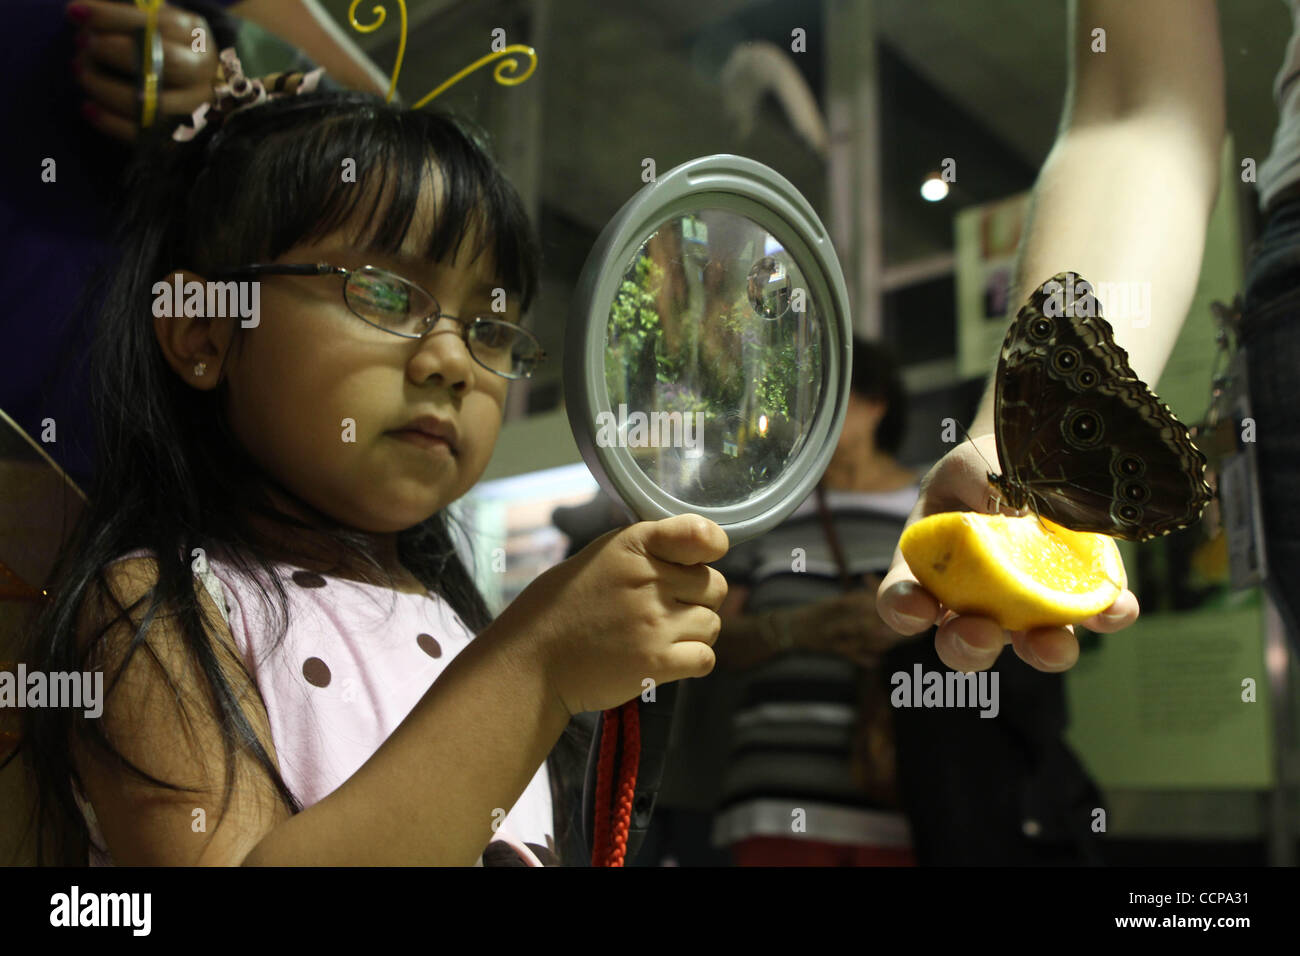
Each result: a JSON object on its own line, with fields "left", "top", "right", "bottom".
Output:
{"left": 168, "top": 3, "right": 533, "bottom": 143}
{"left": 346, "top": 1, "right": 537, "bottom": 107}
{"left": 172, "top": 48, "right": 324, "bottom": 142}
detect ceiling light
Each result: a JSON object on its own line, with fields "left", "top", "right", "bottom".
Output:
{"left": 921, "top": 175, "right": 949, "bottom": 202}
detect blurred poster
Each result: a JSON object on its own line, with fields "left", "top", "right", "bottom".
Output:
{"left": 953, "top": 191, "right": 1030, "bottom": 378}
{"left": 453, "top": 462, "right": 600, "bottom": 615}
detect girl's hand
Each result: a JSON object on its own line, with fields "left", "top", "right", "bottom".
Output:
{"left": 497, "top": 514, "right": 729, "bottom": 716}
{"left": 875, "top": 434, "right": 1140, "bottom": 673}
{"left": 68, "top": 0, "right": 219, "bottom": 143}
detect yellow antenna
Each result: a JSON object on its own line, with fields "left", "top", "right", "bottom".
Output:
{"left": 347, "top": 1, "right": 537, "bottom": 106}
{"left": 412, "top": 46, "right": 538, "bottom": 108}
{"left": 348, "top": 0, "right": 407, "bottom": 103}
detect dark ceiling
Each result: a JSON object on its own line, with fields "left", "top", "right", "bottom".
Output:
{"left": 314, "top": 0, "right": 1288, "bottom": 423}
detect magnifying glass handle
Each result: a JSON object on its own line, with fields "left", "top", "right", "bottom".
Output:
{"left": 581, "top": 681, "right": 679, "bottom": 866}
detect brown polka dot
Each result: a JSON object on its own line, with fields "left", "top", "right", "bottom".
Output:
{"left": 302, "top": 657, "right": 331, "bottom": 687}
{"left": 417, "top": 633, "right": 442, "bottom": 658}
{"left": 292, "top": 570, "right": 327, "bottom": 588}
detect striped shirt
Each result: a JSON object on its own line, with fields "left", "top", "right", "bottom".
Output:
{"left": 699, "top": 483, "right": 922, "bottom": 848}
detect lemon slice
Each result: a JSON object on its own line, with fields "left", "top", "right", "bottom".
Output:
{"left": 899, "top": 512, "right": 1126, "bottom": 631}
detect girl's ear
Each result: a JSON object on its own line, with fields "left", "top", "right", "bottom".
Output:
{"left": 151, "top": 269, "right": 242, "bottom": 389}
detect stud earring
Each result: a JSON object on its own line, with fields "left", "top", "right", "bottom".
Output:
{"left": 194, "top": 362, "right": 207, "bottom": 377}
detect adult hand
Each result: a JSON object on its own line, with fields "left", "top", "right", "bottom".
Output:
{"left": 787, "top": 576, "right": 899, "bottom": 668}
{"left": 875, "top": 434, "right": 1140, "bottom": 673}
{"left": 68, "top": 0, "right": 219, "bottom": 143}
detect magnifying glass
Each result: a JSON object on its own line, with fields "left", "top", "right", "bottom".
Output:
{"left": 564, "top": 154, "right": 852, "bottom": 865}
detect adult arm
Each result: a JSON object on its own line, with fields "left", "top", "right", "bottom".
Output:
{"left": 229, "top": 0, "right": 390, "bottom": 97}
{"left": 878, "top": 0, "right": 1226, "bottom": 674}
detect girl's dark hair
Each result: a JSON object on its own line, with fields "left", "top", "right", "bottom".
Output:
{"left": 15, "top": 91, "right": 589, "bottom": 865}
{"left": 850, "top": 337, "right": 907, "bottom": 456}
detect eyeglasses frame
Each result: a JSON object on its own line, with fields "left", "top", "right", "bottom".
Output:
{"left": 206, "top": 262, "right": 546, "bottom": 380}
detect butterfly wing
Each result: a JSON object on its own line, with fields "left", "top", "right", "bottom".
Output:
{"left": 994, "top": 272, "right": 1213, "bottom": 541}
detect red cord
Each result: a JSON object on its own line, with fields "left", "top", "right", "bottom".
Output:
{"left": 590, "top": 699, "right": 641, "bottom": 867}
{"left": 609, "top": 699, "right": 640, "bottom": 866}
{"left": 590, "top": 704, "right": 618, "bottom": 865}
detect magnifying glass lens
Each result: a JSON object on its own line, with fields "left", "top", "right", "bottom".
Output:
{"left": 603, "top": 210, "right": 825, "bottom": 508}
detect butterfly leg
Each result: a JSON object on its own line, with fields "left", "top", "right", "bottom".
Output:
{"left": 987, "top": 483, "right": 1031, "bottom": 518}
{"left": 987, "top": 489, "right": 1002, "bottom": 514}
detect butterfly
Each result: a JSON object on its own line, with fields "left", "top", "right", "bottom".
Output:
{"left": 987, "top": 272, "right": 1213, "bottom": 542}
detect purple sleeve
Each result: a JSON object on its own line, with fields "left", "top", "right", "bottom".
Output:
{"left": 0, "top": 0, "right": 246, "bottom": 487}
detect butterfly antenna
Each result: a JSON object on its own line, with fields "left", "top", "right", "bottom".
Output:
{"left": 1026, "top": 493, "right": 1049, "bottom": 532}
{"left": 955, "top": 421, "right": 997, "bottom": 475}
{"left": 954, "top": 420, "right": 1033, "bottom": 518}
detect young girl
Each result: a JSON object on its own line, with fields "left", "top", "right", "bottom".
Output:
{"left": 19, "top": 84, "right": 728, "bottom": 866}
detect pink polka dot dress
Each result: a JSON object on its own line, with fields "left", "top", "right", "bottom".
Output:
{"left": 74, "top": 549, "right": 555, "bottom": 866}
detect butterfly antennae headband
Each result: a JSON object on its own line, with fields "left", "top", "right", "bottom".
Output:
{"left": 166, "top": 2, "right": 538, "bottom": 139}
{"left": 346, "top": 0, "right": 538, "bottom": 107}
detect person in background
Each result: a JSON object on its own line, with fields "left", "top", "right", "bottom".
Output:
{"left": 703, "top": 339, "right": 923, "bottom": 865}
{"left": 3, "top": 0, "right": 389, "bottom": 488}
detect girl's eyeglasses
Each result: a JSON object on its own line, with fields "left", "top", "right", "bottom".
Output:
{"left": 209, "top": 263, "right": 547, "bottom": 380}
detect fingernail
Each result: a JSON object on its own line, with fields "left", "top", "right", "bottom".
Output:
{"left": 895, "top": 612, "right": 931, "bottom": 631}
{"left": 81, "top": 101, "right": 98, "bottom": 121}
{"left": 954, "top": 634, "right": 991, "bottom": 658}
{"left": 66, "top": 3, "right": 90, "bottom": 23}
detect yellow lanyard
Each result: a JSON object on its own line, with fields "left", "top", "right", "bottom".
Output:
{"left": 134, "top": 0, "right": 163, "bottom": 128}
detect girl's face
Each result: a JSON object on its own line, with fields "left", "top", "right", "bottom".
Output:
{"left": 197, "top": 177, "right": 518, "bottom": 535}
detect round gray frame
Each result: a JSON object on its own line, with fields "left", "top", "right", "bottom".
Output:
{"left": 564, "top": 154, "right": 852, "bottom": 546}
